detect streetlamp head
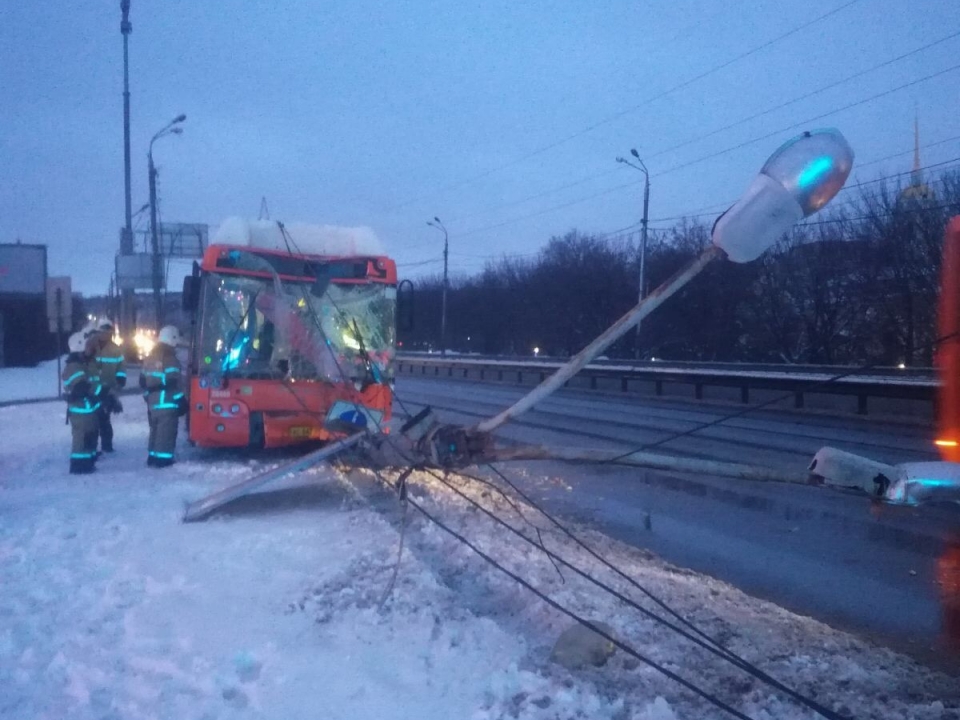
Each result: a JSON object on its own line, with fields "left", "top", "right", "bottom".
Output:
{"left": 616, "top": 157, "right": 626, "bottom": 164}
{"left": 712, "top": 128, "right": 854, "bottom": 263}
{"left": 173, "top": 114, "right": 187, "bottom": 124}
{"left": 630, "top": 148, "right": 640, "bottom": 159}
{"left": 433, "top": 216, "right": 442, "bottom": 223}
{"left": 169, "top": 127, "right": 183, "bottom": 135}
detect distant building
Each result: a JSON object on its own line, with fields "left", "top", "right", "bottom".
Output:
{"left": 0, "top": 242, "right": 82, "bottom": 367}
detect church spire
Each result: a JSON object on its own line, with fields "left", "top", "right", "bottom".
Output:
{"left": 900, "top": 112, "right": 933, "bottom": 202}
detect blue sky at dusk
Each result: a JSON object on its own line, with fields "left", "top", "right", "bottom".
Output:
{"left": 2, "top": 0, "right": 959, "bottom": 294}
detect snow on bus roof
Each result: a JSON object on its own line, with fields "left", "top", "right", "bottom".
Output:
{"left": 212, "top": 217, "right": 385, "bottom": 256}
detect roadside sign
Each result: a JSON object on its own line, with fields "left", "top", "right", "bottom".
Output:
{"left": 116, "top": 254, "right": 162, "bottom": 290}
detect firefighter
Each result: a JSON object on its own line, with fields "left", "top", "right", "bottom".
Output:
{"left": 62, "top": 332, "right": 101, "bottom": 474}
{"left": 140, "top": 325, "right": 186, "bottom": 467}
{"left": 91, "top": 318, "right": 126, "bottom": 452}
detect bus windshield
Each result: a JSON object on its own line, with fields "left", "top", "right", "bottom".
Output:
{"left": 198, "top": 271, "right": 396, "bottom": 383}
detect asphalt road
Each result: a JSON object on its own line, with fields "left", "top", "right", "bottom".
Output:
{"left": 395, "top": 375, "right": 960, "bottom": 669}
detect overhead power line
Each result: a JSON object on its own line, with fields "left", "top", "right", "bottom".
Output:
{"left": 437, "top": 162, "right": 960, "bottom": 267}
{"left": 655, "top": 62, "right": 960, "bottom": 180}
{"left": 644, "top": 28, "right": 960, "bottom": 164}
{"left": 449, "top": 63, "right": 960, "bottom": 241}
{"left": 386, "top": 0, "right": 864, "bottom": 212}
{"left": 447, "top": 27, "right": 960, "bottom": 226}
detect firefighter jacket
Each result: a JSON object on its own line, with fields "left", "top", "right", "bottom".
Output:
{"left": 62, "top": 353, "right": 101, "bottom": 415}
{"left": 94, "top": 335, "right": 127, "bottom": 390}
{"left": 142, "top": 343, "right": 184, "bottom": 412}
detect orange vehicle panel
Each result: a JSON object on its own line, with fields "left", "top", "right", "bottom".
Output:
{"left": 189, "top": 377, "right": 393, "bottom": 449}
{"left": 937, "top": 216, "right": 960, "bottom": 461}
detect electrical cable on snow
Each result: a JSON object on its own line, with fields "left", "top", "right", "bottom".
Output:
{"left": 416, "top": 465, "right": 848, "bottom": 720}
{"left": 445, "top": 470, "right": 565, "bottom": 583}
{"left": 377, "top": 468, "right": 413, "bottom": 611}
{"left": 381, "top": 473, "right": 759, "bottom": 720}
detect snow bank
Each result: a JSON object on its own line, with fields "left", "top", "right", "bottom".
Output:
{"left": 1, "top": 399, "right": 956, "bottom": 719}
{"left": 212, "top": 217, "right": 384, "bottom": 256}
{"left": 0, "top": 358, "right": 62, "bottom": 402}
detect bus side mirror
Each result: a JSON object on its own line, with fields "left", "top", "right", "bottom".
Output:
{"left": 397, "top": 279, "right": 414, "bottom": 332}
{"left": 182, "top": 276, "right": 200, "bottom": 313}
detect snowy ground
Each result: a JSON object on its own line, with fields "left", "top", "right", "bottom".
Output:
{"left": 1, "top": 399, "right": 957, "bottom": 720}
{"left": 0, "top": 359, "right": 63, "bottom": 402}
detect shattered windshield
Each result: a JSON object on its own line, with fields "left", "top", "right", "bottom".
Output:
{"left": 198, "top": 271, "right": 396, "bottom": 383}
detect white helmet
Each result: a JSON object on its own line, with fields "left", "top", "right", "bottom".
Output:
{"left": 68, "top": 332, "right": 87, "bottom": 353}
{"left": 158, "top": 325, "right": 182, "bottom": 347}
{"left": 97, "top": 318, "right": 115, "bottom": 332}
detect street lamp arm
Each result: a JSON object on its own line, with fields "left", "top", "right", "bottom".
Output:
{"left": 616, "top": 156, "right": 648, "bottom": 179}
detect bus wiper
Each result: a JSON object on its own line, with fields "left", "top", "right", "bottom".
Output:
{"left": 351, "top": 318, "right": 382, "bottom": 385}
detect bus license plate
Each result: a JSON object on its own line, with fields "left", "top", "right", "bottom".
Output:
{"left": 289, "top": 426, "right": 313, "bottom": 438}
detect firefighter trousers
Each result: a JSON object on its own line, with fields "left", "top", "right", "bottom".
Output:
{"left": 148, "top": 408, "right": 179, "bottom": 467}
{"left": 69, "top": 410, "right": 99, "bottom": 474}
{"left": 98, "top": 403, "right": 114, "bottom": 451}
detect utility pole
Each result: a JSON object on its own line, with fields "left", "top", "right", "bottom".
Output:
{"left": 120, "top": 0, "right": 134, "bottom": 333}
{"left": 616, "top": 149, "right": 650, "bottom": 360}
{"left": 147, "top": 114, "right": 186, "bottom": 327}
{"left": 427, "top": 217, "right": 449, "bottom": 355}
{"left": 148, "top": 151, "right": 161, "bottom": 326}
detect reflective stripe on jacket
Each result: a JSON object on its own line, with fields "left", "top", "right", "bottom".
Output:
{"left": 94, "top": 336, "right": 127, "bottom": 390}
{"left": 143, "top": 343, "right": 183, "bottom": 411}
{"left": 62, "top": 354, "right": 101, "bottom": 414}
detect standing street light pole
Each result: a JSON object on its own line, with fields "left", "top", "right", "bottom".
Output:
{"left": 616, "top": 149, "right": 650, "bottom": 359}
{"left": 119, "top": 0, "right": 135, "bottom": 332}
{"left": 427, "top": 217, "right": 449, "bottom": 355}
{"left": 148, "top": 114, "right": 186, "bottom": 327}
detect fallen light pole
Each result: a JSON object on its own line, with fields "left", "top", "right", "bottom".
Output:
{"left": 477, "top": 128, "right": 854, "bottom": 434}
{"left": 185, "top": 128, "right": 859, "bottom": 520}
{"left": 183, "top": 432, "right": 366, "bottom": 521}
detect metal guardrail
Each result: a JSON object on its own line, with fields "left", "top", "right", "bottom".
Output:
{"left": 395, "top": 355, "right": 937, "bottom": 420}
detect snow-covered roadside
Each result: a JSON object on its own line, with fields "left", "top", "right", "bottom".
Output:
{"left": 1, "top": 399, "right": 956, "bottom": 719}
{"left": 0, "top": 359, "right": 63, "bottom": 402}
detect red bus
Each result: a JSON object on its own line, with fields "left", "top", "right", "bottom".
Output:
{"left": 182, "top": 243, "right": 396, "bottom": 448}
